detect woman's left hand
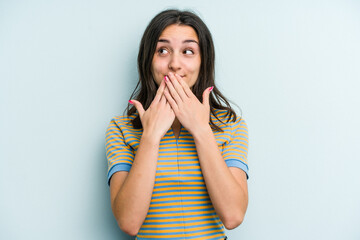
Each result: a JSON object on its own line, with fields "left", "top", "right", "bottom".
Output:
{"left": 163, "top": 72, "right": 213, "bottom": 136}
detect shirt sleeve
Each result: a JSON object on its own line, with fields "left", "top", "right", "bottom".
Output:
{"left": 222, "top": 117, "right": 249, "bottom": 179}
{"left": 105, "top": 117, "right": 135, "bottom": 186}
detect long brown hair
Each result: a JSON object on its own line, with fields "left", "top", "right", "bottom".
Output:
{"left": 125, "top": 9, "right": 241, "bottom": 132}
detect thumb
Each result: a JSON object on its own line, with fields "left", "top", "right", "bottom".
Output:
{"left": 129, "top": 100, "right": 145, "bottom": 118}
{"left": 202, "top": 86, "right": 213, "bottom": 107}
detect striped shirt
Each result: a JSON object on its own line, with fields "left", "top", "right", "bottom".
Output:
{"left": 106, "top": 109, "right": 249, "bottom": 240}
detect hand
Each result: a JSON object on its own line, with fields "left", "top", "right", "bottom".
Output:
{"left": 163, "top": 72, "right": 213, "bottom": 136}
{"left": 130, "top": 79, "right": 175, "bottom": 141}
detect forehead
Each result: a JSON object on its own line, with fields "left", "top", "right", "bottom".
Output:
{"left": 159, "top": 24, "right": 199, "bottom": 42}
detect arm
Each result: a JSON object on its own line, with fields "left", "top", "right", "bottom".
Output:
{"left": 108, "top": 79, "right": 175, "bottom": 236}
{"left": 162, "top": 72, "right": 249, "bottom": 229}
{"left": 110, "top": 133, "right": 160, "bottom": 236}
{"left": 192, "top": 125, "right": 248, "bottom": 230}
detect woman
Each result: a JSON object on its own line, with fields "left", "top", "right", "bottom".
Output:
{"left": 106, "top": 9, "right": 249, "bottom": 240}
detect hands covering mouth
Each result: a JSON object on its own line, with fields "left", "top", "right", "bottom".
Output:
{"left": 130, "top": 71, "right": 213, "bottom": 138}
{"left": 165, "top": 73, "right": 184, "bottom": 79}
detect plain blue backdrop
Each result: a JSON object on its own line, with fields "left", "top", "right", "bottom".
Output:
{"left": 1, "top": 0, "right": 359, "bottom": 239}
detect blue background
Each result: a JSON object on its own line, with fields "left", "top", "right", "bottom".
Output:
{"left": 1, "top": 0, "right": 359, "bottom": 239}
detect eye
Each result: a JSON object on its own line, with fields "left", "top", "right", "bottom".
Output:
{"left": 158, "top": 48, "right": 169, "bottom": 55}
{"left": 184, "top": 49, "right": 194, "bottom": 55}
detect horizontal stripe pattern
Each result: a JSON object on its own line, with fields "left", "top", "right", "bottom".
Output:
{"left": 105, "top": 109, "right": 249, "bottom": 239}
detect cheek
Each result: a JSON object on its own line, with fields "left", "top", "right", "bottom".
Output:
{"left": 188, "top": 62, "right": 201, "bottom": 78}
{"left": 188, "top": 57, "right": 201, "bottom": 73}
{"left": 151, "top": 61, "right": 159, "bottom": 75}
{"left": 151, "top": 59, "right": 165, "bottom": 83}
{"left": 189, "top": 62, "right": 201, "bottom": 86}
{"left": 152, "top": 57, "right": 168, "bottom": 71}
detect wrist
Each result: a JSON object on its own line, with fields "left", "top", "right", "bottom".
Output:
{"left": 191, "top": 124, "right": 213, "bottom": 141}
{"left": 141, "top": 130, "right": 162, "bottom": 144}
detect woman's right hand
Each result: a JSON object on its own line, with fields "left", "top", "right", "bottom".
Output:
{"left": 130, "top": 79, "right": 175, "bottom": 141}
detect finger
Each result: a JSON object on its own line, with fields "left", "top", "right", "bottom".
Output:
{"left": 174, "top": 73, "right": 194, "bottom": 98}
{"left": 168, "top": 72, "right": 189, "bottom": 101}
{"left": 163, "top": 85, "right": 179, "bottom": 112}
{"left": 159, "top": 86, "right": 168, "bottom": 105}
{"left": 153, "top": 78, "right": 166, "bottom": 104}
{"left": 166, "top": 102, "right": 175, "bottom": 115}
{"left": 129, "top": 100, "right": 145, "bottom": 118}
{"left": 165, "top": 74, "right": 183, "bottom": 105}
{"left": 202, "top": 86, "right": 213, "bottom": 107}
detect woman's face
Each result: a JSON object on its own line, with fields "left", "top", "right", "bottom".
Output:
{"left": 151, "top": 24, "right": 201, "bottom": 88}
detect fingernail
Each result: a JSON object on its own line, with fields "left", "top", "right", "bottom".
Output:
{"left": 129, "top": 100, "right": 134, "bottom": 104}
{"left": 209, "top": 86, "right": 214, "bottom": 92}
{"left": 164, "top": 76, "right": 168, "bottom": 82}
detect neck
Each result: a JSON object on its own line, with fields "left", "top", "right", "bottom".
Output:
{"left": 172, "top": 118, "right": 181, "bottom": 128}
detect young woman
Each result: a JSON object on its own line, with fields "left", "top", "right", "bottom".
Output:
{"left": 106, "top": 9, "right": 249, "bottom": 240}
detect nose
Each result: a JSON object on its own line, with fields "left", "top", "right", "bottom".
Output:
{"left": 168, "top": 53, "right": 181, "bottom": 72}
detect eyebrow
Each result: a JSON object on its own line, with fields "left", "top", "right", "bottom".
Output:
{"left": 158, "top": 39, "right": 199, "bottom": 44}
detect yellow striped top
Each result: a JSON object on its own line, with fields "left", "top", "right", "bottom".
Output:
{"left": 105, "top": 109, "right": 249, "bottom": 240}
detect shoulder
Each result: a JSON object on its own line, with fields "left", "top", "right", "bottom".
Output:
{"left": 107, "top": 113, "right": 143, "bottom": 143}
{"left": 211, "top": 109, "right": 247, "bottom": 132}
{"left": 109, "top": 113, "right": 138, "bottom": 130}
